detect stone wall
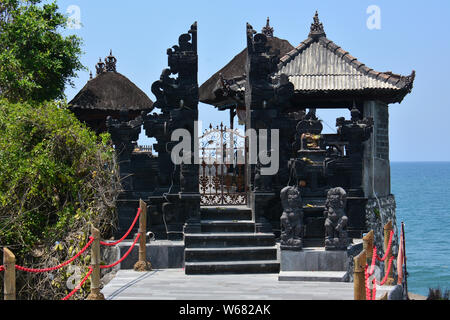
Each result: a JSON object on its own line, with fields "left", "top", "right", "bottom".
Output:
{"left": 366, "top": 195, "right": 399, "bottom": 280}
{"left": 345, "top": 194, "right": 399, "bottom": 282}
{"left": 362, "top": 100, "right": 391, "bottom": 198}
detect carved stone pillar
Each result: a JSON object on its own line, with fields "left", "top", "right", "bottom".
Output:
{"left": 336, "top": 107, "right": 373, "bottom": 196}
{"left": 143, "top": 22, "right": 201, "bottom": 237}
{"left": 107, "top": 111, "right": 143, "bottom": 194}
{"left": 244, "top": 23, "right": 294, "bottom": 232}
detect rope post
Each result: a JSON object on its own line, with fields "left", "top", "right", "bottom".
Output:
{"left": 383, "top": 221, "right": 394, "bottom": 285}
{"left": 363, "top": 230, "right": 374, "bottom": 265}
{"left": 134, "top": 199, "right": 151, "bottom": 271}
{"left": 353, "top": 250, "right": 367, "bottom": 300}
{"left": 3, "top": 248, "right": 16, "bottom": 300}
{"left": 86, "top": 226, "right": 105, "bottom": 300}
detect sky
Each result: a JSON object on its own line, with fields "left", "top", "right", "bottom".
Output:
{"left": 56, "top": 0, "right": 450, "bottom": 162}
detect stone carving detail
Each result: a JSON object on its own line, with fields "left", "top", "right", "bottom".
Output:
{"left": 324, "top": 187, "right": 349, "bottom": 250}
{"left": 280, "top": 186, "right": 304, "bottom": 250}
{"left": 106, "top": 110, "right": 143, "bottom": 162}
{"left": 245, "top": 24, "right": 294, "bottom": 110}
{"left": 245, "top": 22, "right": 296, "bottom": 232}
{"left": 294, "top": 109, "right": 323, "bottom": 151}
{"left": 96, "top": 58, "right": 105, "bottom": 75}
{"left": 143, "top": 22, "right": 201, "bottom": 235}
{"left": 105, "top": 50, "right": 117, "bottom": 72}
{"left": 95, "top": 50, "right": 117, "bottom": 75}
{"left": 308, "top": 11, "right": 326, "bottom": 39}
{"left": 261, "top": 17, "right": 274, "bottom": 37}
{"left": 254, "top": 152, "right": 274, "bottom": 192}
{"left": 106, "top": 110, "right": 143, "bottom": 192}
{"left": 336, "top": 107, "right": 373, "bottom": 160}
{"left": 151, "top": 22, "right": 198, "bottom": 112}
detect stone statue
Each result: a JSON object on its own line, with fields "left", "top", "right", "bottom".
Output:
{"left": 324, "top": 187, "right": 349, "bottom": 250}
{"left": 106, "top": 111, "right": 142, "bottom": 162}
{"left": 336, "top": 107, "right": 373, "bottom": 160}
{"left": 280, "top": 186, "right": 303, "bottom": 250}
{"left": 294, "top": 108, "right": 323, "bottom": 151}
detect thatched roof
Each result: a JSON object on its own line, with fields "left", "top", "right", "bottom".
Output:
{"left": 69, "top": 71, "right": 153, "bottom": 112}
{"left": 199, "top": 35, "right": 294, "bottom": 108}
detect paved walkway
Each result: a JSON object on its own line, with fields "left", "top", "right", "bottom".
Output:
{"left": 102, "top": 269, "right": 363, "bottom": 300}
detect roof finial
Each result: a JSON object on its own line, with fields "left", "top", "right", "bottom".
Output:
{"left": 105, "top": 49, "right": 117, "bottom": 72}
{"left": 262, "top": 17, "right": 274, "bottom": 37}
{"left": 308, "top": 11, "right": 326, "bottom": 39}
{"left": 95, "top": 57, "right": 105, "bottom": 76}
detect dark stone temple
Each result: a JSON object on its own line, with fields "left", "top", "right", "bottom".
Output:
{"left": 69, "top": 13, "right": 414, "bottom": 277}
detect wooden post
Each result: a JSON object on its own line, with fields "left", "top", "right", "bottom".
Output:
{"left": 3, "top": 248, "right": 16, "bottom": 300}
{"left": 363, "top": 230, "right": 374, "bottom": 265}
{"left": 134, "top": 199, "right": 151, "bottom": 271}
{"left": 383, "top": 221, "right": 394, "bottom": 285}
{"left": 86, "top": 226, "right": 105, "bottom": 300}
{"left": 354, "top": 250, "right": 367, "bottom": 300}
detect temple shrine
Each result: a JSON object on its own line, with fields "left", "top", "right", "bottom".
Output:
{"left": 69, "top": 12, "right": 414, "bottom": 277}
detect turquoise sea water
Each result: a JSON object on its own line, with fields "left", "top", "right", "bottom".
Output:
{"left": 391, "top": 162, "right": 450, "bottom": 297}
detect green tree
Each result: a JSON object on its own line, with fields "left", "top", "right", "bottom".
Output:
{"left": 0, "top": 0, "right": 84, "bottom": 102}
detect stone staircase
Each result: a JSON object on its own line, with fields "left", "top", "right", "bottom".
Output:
{"left": 184, "top": 206, "right": 280, "bottom": 274}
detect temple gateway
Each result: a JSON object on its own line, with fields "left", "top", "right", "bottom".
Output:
{"left": 69, "top": 13, "right": 414, "bottom": 278}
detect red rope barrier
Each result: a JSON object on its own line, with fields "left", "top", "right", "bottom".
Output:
{"left": 61, "top": 266, "right": 93, "bottom": 301}
{"left": 371, "top": 278, "right": 377, "bottom": 300}
{"left": 100, "top": 207, "right": 141, "bottom": 246}
{"left": 3, "top": 205, "right": 142, "bottom": 300}
{"left": 365, "top": 264, "right": 371, "bottom": 300}
{"left": 376, "top": 230, "right": 394, "bottom": 262}
{"left": 365, "top": 244, "right": 396, "bottom": 300}
{"left": 378, "top": 256, "right": 395, "bottom": 286}
{"left": 15, "top": 237, "right": 94, "bottom": 273}
{"left": 100, "top": 233, "right": 141, "bottom": 269}
{"left": 368, "top": 246, "right": 377, "bottom": 276}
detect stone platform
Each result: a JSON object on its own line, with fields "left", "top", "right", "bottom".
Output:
{"left": 114, "top": 240, "right": 184, "bottom": 269}
{"left": 101, "top": 269, "right": 395, "bottom": 300}
{"left": 101, "top": 269, "right": 356, "bottom": 300}
{"left": 280, "top": 248, "right": 349, "bottom": 272}
{"left": 278, "top": 271, "right": 347, "bottom": 282}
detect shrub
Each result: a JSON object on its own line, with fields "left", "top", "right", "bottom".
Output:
{"left": 0, "top": 99, "right": 121, "bottom": 299}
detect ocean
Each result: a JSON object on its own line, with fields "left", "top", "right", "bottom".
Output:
{"left": 391, "top": 162, "right": 450, "bottom": 297}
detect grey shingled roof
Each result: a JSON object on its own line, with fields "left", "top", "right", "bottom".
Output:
{"left": 277, "top": 36, "right": 415, "bottom": 100}
{"left": 200, "top": 13, "right": 415, "bottom": 106}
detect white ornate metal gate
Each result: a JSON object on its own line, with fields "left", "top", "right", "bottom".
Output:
{"left": 199, "top": 123, "right": 248, "bottom": 206}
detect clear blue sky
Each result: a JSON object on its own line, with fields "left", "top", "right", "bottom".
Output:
{"left": 57, "top": 0, "right": 450, "bottom": 162}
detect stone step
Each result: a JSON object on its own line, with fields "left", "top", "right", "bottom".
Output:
{"left": 185, "top": 260, "right": 280, "bottom": 275}
{"left": 200, "top": 206, "right": 252, "bottom": 221}
{"left": 184, "top": 233, "right": 276, "bottom": 248}
{"left": 185, "top": 246, "right": 277, "bottom": 262}
{"left": 278, "top": 271, "right": 347, "bottom": 282}
{"left": 201, "top": 220, "right": 255, "bottom": 233}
